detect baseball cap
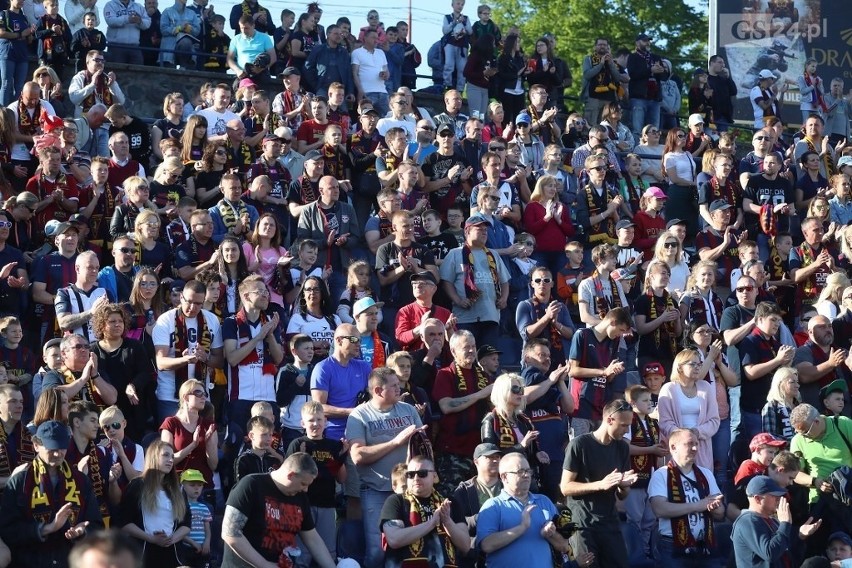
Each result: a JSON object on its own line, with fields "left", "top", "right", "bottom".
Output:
{"left": 53, "top": 222, "right": 79, "bottom": 236}
{"left": 68, "top": 213, "right": 88, "bottom": 226}
{"left": 238, "top": 78, "right": 257, "bottom": 89}
{"left": 749, "top": 433, "right": 786, "bottom": 453}
{"left": 304, "top": 149, "right": 324, "bottom": 162}
{"left": 410, "top": 271, "right": 437, "bottom": 285}
{"left": 262, "top": 133, "right": 282, "bottom": 143}
{"left": 709, "top": 199, "right": 733, "bottom": 213}
{"left": 615, "top": 219, "right": 635, "bottom": 231}
{"left": 280, "top": 66, "right": 301, "bottom": 77}
{"left": 477, "top": 345, "right": 502, "bottom": 360}
{"left": 837, "top": 156, "right": 852, "bottom": 169}
{"left": 169, "top": 279, "right": 186, "bottom": 293}
{"left": 635, "top": 33, "right": 652, "bottom": 41}
{"left": 353, "top": 297, "right": 384, "bottom": 318}
{"left": 666, "top": 218, "right": 687, "bottom": 230}
{"left": 515, "top": 111, "right": 532, "bottom": 126}
{"left": 44, "top": 337, "right": 62, "bottom": 350}
{"left": 642, "top": 186, "right": 667, "bottom": 199}
{"left": 35, "top": 420, "right": 70, "bottom": 450}
{"left": 642, "top": 361, "right": 665, "bottom": 378}
{"left": 180, "top": 469, "right": 206, "bottom": 483}
{"left": 746, "top": 475, "right": 787, "bottom": 497}
{"left": 688, "top": 113, "right": 705, "bottom": 127}
{"left": 464, "top": 213, "right": 492, "bottom": 228}
{"left": 828, "top": 532, "right": 852, "bottom": 548}
{"left": 473, "top": 443, "right": 502, "bottom": 460}
{"left": 359, "top": 107, "right": 379, "bottom": 118}
{"left": 436, "top": 122, "right": 454, "bottom": 135}
{"left": 758, "top": 69, "right": 776, "bottom": 80}
{"left": 820, "top": 378, "right": 848, "bottom": 400}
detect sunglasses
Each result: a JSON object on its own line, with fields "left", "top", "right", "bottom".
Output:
{"left": 489, "top": 146, "right": 505, "bottom": 151}
{"left": 532, "top": 277, "right": 552, "bottom": 284}
{"left": 116, "top": 247, "right": 134, "bottom": 254}
{"left": 437, "top": 131, "right": 455, "bottom": 137}
{"left": 342, "top": 335, "right": 360, "bottom": 343}
{"left": 190, "top": 390, "right": 207, "bottom": 398}
{"left": 589, "top": 165, "right": 607, "bottom": 172}
{"left": 663, "top": 242, "right": 678, "bottom": 248}
{"left": 736, "top": 285, "right": 755, "bottom": 293}
{"left": 0, "top": 221, "right": 11, "bottom": 228}
{"left": 754, "top": 136, "right": 769, "bottom": 141}
{"left": 214, "top": 150, "right": 227, "bottom": 156}
{"left": 405, "top": 469, "right": 434, "bottom": 479}
{"left": 102, "top": 422, "right": 122, "bottom": 430}
{"left": 510, "top": 385, "right": 524, "bottom": 394}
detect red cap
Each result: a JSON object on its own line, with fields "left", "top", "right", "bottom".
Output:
{"left": 749, "top": 433, "right": 786, "bottom": 453}
{"left": 642, "top": 362, "right": 665, "bottom": 377}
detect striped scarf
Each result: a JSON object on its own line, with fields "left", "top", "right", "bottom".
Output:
{"left": 666, "top": 460, "right": 715, "bottom": 554}
{"left": 462, "top": 245, "right": 500, "bottom": 302}
{"left": 25, "top": 457, "right": 85, "bottom": 525}
{"left": 0, "top": 420, "right": 34, "bottom": 477}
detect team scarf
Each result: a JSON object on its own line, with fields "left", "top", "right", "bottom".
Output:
{"left": 759, "top": 203, "right": 777, "bottom": 238}
{"left": 80, "top": 71, "right": 113, "bottom": 114}
{"left": 623, "top": 175, "right": 646, "bottom": 214}
{"left": 401, "top": 489, "right": 456, "bottom": 566}
{"left": 531, "top": 296, "right": 563, "bottom": 353}
{"left": 226, "top": 138, "right": 254, "bottom": 172}
{"left": 173, "top": 310, "right": 213, "bottom": 397}
{"left": 82, "top": 440, "right": 110, "bottom": 527}
{"left": 709, "top": 176, "right": 738, "bottom": 207}
{"left": 795, "top": 242, "right": 821, "bottom": 305}
{"left": 491, "top": 410, "right": 536, "bottom": 451}
{"left": 0, "top": 419, "right": 34, "bottom": 477}
{"left": 804, "top": 135, "right": 835, "bottom": 177}
{"left": 229, "top": 308, "right": 277, "bottom": 398}
{"left": 666, "top": 460, "right": 716, "bottom": 554}
{"left": 217, "top": 199, "right": 249, "bottom": 231}
{"left": 369, "top": 331, "right": 386, "bottom": 369}
{"left": 452, "top": 361, "right": 489, "bottom": 394}
{"left": 767, "top": 237, "right": 787, "bottom": 281}
{"left": 686, "top": 288, "right": 723, "bottom": 330}
{"left": 592, "top": 270, "right": 622, "bottom": 319}
{"left": 321, "top": 144, "right": 347, "bottom": 181}
{"left": 298, "top": 175, "right": 318, "bottom": 204}
{"left": 377, "top": 210, "right": 393, "bottom": 239}
{"left": 62, "top": 368, "right": 105, "bottom": 412}
{"left": 804, "top": 72, "right": 829, "bottom": 113}
{"left": 382, "top": 150, "right": 403, "bottom": 190}
{"left": 240, "top": 0, "right": 266, "bottom": 19}
{"left": 24, "top": 457, "right": 85, "bottom": 525}
{"left": 17, "top": 99, "right": 42, "bottom": 136}
{"left": 462, "top": 245, "right": 500, "bottom": 302}
{"left": 85, "top": 183, "right": 117, "bottom": 243}
{"left": 630, "top": 412, "right": 659, "bottom": 482}
{"left": 584, "top": 184, "right": 617, "bottom": 244}
{"left": 649, "top": 289, "right": 678, "bottom": 359}
{"left": 40, "top": 14, "right": 68, "bottom": 58}
{"left": 281, "top": 89, "right": 307, "bottom": 129}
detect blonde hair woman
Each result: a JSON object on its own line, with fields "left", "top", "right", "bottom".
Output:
{"left": 760, "top": 366, "right": 799, "bottom": 442}
{"left": 653, "top": 230, "right": 690, "bottom": 298}
{"left": 159, "top": 379, "right": 217, "bottom": 491}
{"left": 679, "top": 259, "right": 724, "bottom": 331}
{"left": 657, "top": 348, "right": 721, "bottom": 471}
{"left": 118, "top": 440, "right": 191, "bottom": 568}
{"left": 133, "top": 209, "right": 170, "bottom": 274}
{"left": 635, "top": 260, "right": 682, "bottom": 373}
{"left": 815, "top": 272, "right": 851, "bottom": 320}
{"left": 109, "top": 176, "right": 156, "bottom": 240}
{"left": 480, "top": 373, "right": 547, "bottom": 466}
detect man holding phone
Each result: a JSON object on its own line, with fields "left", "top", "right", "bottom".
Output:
{"left": 649, "top": 428, "right": 725, "bottom": 566}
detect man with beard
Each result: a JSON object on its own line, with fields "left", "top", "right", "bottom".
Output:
{"left": 28, "top": 146, "right": 80, "bottom": 229}
{"left": 793, "top": 315, "right": 850, "bottom": 409}
{"left": 0, "top": 385, "right": 35, "bottom": 489}
{"left": 223, "top": 275, "right": 283, "bottom": 440}
{"left": 175, "top": 210, "right": 218, "bottom": 281}
{"left": 42, "top": 334, "right": 118, "bottom": 408}
{"left": 8, "top": 82, "right": 57, "bottom": 190}
{"left": 581, "top": 38, "right": 621, "bottom": 125}
{"left": 794, "top": 114, "right": 841, "bottom": 180}
{"left": 433, "top": 89, "right": 469, "bottom": 140}
{"left": 246, "top": 134, "right": 291, "bottom": 229}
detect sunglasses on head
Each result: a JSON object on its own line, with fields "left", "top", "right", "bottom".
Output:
{"left": 405, "top": 469, "right": 433, "bottom": 479}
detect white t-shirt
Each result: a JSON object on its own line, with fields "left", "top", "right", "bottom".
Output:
{"left": 663, "top": 151, "right": 695, "bottom": 186}
{"left": 152, "top": 308, "right": 224, "bottom": 402}
{"left": 649, "top": 464, "right": 720, "bottom": 539}
{"left": 142, "top": 489, "right": 174, "bottom": 535}
{"left": 198, "top": 107, "right": 240, "bottom": 138}
{"left": 376, "top": 117, "right": 416, "bottom": 141}
{"left": 676, "top": 387, "right": 702, "bottom": 429}
{"left": 286, "top": 312, "right": 341, "bottom": 353}
{"left": 351, "top": 46, "right": 389, "bottom": 93}
{"left": 8, "top": 99, "right": 56, "bottom": 161}
{"left": 750, "top": 85, "right": 770, "bottom": 129}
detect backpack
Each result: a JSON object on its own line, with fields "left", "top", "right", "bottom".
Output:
{"left": 661, "top": 79, "right": 681, "bottom": 115}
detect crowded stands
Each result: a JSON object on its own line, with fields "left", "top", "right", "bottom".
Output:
{"left": 0, "top": 0, "right": 852, "bottom": 567}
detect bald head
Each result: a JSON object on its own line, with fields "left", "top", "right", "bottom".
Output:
{"left": 334, "top": 324, "right": 358, "bottom": 339}
{"left": 808, "top": 315, "right": 830, "bottom": 332}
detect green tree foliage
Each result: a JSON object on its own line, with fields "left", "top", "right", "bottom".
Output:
{"left": 491, "top": 0, "right": 709, "bottom": 102}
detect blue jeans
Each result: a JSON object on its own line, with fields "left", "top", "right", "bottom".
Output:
{"left": 443, "top": 44, "right": 467, "bottom": 91}
{"left": 365, "top": 92, "right": 389, "bottom": 117}
{"left": 656, "top": 537, "right": 717, "bottom": 568}
{"left": 630, "top": 98, "right": 661, "bottom": 139}
{"left": 711, "top": 416, "right": 731, "bottom": 495}
{"left": 360, "top": 487, "right": 391, "bottom": 567}
{"left": 0, "top": 58, "right": 28, "bottom": 106}
{"left": 466, "top": 83, "right": 490, "bottom": 119}
{"left": 107, "top": 44, "right": 143, "bottom": 65}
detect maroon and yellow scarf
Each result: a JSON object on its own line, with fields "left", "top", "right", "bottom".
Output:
{"left": 24, "top": 457, "right": 85, "bottom": 526}
{"left": 630, "top": 412, "right": 659, "bottom": 482}
{"left": 0, "top": 420, "right": 34, "bottom": 477}
{"left": 462, "top": 245, "right": 499, "bottom": 302}
{"left": 666, "top": 460, "right": 716, "bottom": 553}
{"left": 173, "top": 311, "right": 212, "bottom": 397}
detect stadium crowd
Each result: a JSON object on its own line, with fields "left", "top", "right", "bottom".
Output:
{"left": 0, "top": 0, "right": 851, "bottom": 567}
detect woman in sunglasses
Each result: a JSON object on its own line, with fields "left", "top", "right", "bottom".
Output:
{"left": 133, "top": 209, "right": 171, "bottom": 277}
{"left": 662, "top": 127, "right": 699, "bottom": 243}
{"left": 109, "top": 176, "right": 156, "bottom": 241}
{"left": 149, "top": 158, "right": 189, "bottom": 221}
{"left": 126, "top": 267, "right": 165, "bottom": 358}
{"left": 91, "top": 302, "right": 152, "bottom": 442}
{"left": 653, "top": 229, "right": 690, "bottom": 300}
{"left": 684, "top": 320, "right": 737, "bottom": 489}
{"left": 160, "top": 379, "right": 217, "bottom": 493}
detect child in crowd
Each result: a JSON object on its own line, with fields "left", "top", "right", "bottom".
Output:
{"left": 289, "top": 239, "right": 325, "bottom": 288}
{"left": 471, "top": 4, "right": 501, "bottom": 45}
{"left": 70, "top": 12, "right": 106, "bottom": 72}
{"left": 641, "top": 361, "right": 666, "bottom": 418}
{"left": 766, "top": 232, "right": 796, "bottom": 326}
{"left": 728, "top": 239, "right": 760, "bottom": 290}
{"left": 827, "top": 532, "right": 852, "bottom": 565}
{"left": 387, "top": 351, "right": 432, "bottom": 423}
{"left": 0, "top": 316, "right": 36, "bottom": 399}
{"left": 556, "top": 241, "right": 590, "bottom": 324}
{"left": 37, "top": 0, "right": 72, "bottom": 78}
{"left": 179, "top": 469, "right": 212, "bottom": 568}
{"left": 619, "top": 153, "right": 647, "bottom": 215}
{"left": 391, "top": 462, "right": 408, "bottom": 494}
{"left": 623, "top": 384, "right": 666, "bottom": 560}
{"left": 276, "top": 334, "right": 314, "bottom": 450}
{"left": 234, "top": 415, "right": 283, "bottom": 482}
{"left": 201, "top": 14, "right": 230, "bottom": 71}
{"left": 418, "top": 209, "right": 458, "bottom": 267}
{"left": 337, "top": 260, "right": 381, "bottom": 325}
{"left": 285, "top": 401, "right": 347, "bottom": 564}
{"left": 166, "top": 196, "right": 197, "bottom": 248}
{"left": 821, "top": 379, "right": 847, "bottom": 417}
{"left": 249, "top": 401, "right": 284, "bottom": 458}
{"left": 733, "top": 433, "right": 787, "bottom": 488}
{"left": 443, "top": 205, "right": 466, "bottom": 246}
{"left": 613, "top": 219, "right": 643, "bottom": 301}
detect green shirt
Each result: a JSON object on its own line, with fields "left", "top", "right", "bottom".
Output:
{"left": 790, "top": 414, "right": 852, "bottom": 502}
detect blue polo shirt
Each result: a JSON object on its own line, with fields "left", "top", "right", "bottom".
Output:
{"left": 476, "top": 490, "right": 559, "bottom": 568}
{"left": 228, "top": 31, "right": 273, "bottom": 68}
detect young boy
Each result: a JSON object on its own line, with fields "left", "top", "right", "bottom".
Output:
{"left": 442, "top": 0, "right": 472, "bottom": 91}
{"left": 820, "top": 379, "right": 847, "bottom": 417}
{"left": 234, "top": 415, "right": 283, "bottom": 482}
{"left": 471, "top": 4, "right": 501, "bottom": 46}
{"left": 556, "top": 241, "right": 590, "bottom": 325}
{"left": 201, "top": 14, "right": 230, "bottom": 72}
{"left": 37, "top": 0, "right": 72, "bottom": 77}
{"left": 70, "top": 12, "right": 106, "bottom": 72}
{"left": 733, "top": 433, "right": 787, "bottom": 488}
{"left": 766, "top": 232, "right": 795, "bottom": 326}
{"left": 613, "top": 219, "right": 643, "bottom": 301}
{"left": 640, "top": 361, "right": 666, "bottom": 418}
{"left": 443, "top": 205, "right": 466, "bottom": 246}
{"left": 179, "top": 469, "right": 213, "bottom": 567}
{"left": 286, "top": 401, "right": 347, "bottom": 564}
{"left": 166, "top": 196, "right": 197, "bottom": 248}
{"left": 276, "top": 334, "right": 314, "bottom": 450}
{"left": 387, "top": 351, "right": 431, "bottom": 423}
{"left": 726, "top": 448, "right": 802, "bottom": 521}
{"left": 196, "top": 269, "right": 224, "bottom": 318}
{"left": 827, "top": 532, "right": 852, "bottom": 564}
{"left": 623, "top": 384, "right": 666, "bottom": 559}
{"left": 728, "top": 239, "right": 760, "bottom": 290}
{"left": 418, "top": 209, "right": 458, "bottom": 267}
{"left": 391, "top": 462, "right": 407, "bottom": 494}
{"left": 289, "top": 239, "right": 324, "bottom": 288}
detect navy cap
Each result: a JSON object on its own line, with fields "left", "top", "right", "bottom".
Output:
{"left": 35, "top": 420, "right": 70, "bottom": 450}
{"left": 746, "top": 475, "right": 787, "bottom": 497}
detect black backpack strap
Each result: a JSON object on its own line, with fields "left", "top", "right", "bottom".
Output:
{"left": 833, "top": 415, "right": 852, "bottom": 456}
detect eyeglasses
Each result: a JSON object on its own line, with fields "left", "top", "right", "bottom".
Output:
{"left": 139, "top": 281, "right": 158, "bottom": 288}
{"left": 754, "top": 136, "right": 769, "bottom": 141}
{"left": 190, "top": 390, "right": 207, "bottom": 398}
{"left": 102, "top": 422, "right": 122, "bottom": 430}
{"left": 663, "top": 242, "right": 678, "bottom": 248}
{"left": 68, "top": 344, "right": 90, "bottom": 351}
{"left": 0, "top": 221, "right": 11, "bottom": 228}
{"left": 510, "top": 384, "right": 524, "bottom": 394}
{"left": 405, "top": 469, "right": 433, "bottom": 479}
{"left": 532, "top": 277, "right": 552, "bottom": 284}
{"left": 800, "top": 418, "right": 819, "bottom": 438}
{"left": 341, "top": 335, "right": 360, "bottom": 343}
{"left": 590, "top": 165, "right": 607, "bottom": 172}
{"left": 489, "top": 146, "right": 505, "bottom": 151}
{"left": 248, "top": 289, "right": 270, "bottom": 297}
{"left": 181, "top": 297, "right": 204, "bottom": 306}
{"left": 736, "top": 285, "right": 755, "bottom": 293}
{"left": 303, "top": 287, "right": 321, "bottom": 293}
{"left": 116, "top": 247, "right": 134, "bottom": 255}
{"left": 486, "top": 195, "right": 501, "bottom": 202}
{"left": 504, "top": 468, "right": 532, "bottom": 477}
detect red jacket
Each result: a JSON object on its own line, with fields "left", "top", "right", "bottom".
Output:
{"left": 522, "top": 200, "right": 575, "bottom": 252}
{"left": 632, "top": 209, "right": 667, "bottom": 260}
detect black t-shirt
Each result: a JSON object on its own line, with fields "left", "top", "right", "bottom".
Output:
{"left": 194, "top": 169, "right": 225, "bottom": 209}
{"left": 375, "top": 241, "right": 436, "bottom": 307}
{"left": 633, "top": 293, "right": 679, "bottom": 362}
{"left": 284, "top": 437, "right": 344, "bottom": 508}
{"left": 563, "top": 432, "right": 629, "bottom": 528}
{"left": 719, "top": 304, "right": 756, "bottom": 380}
{"left": 380, "top": 492, "right": 465, "bottom": 568}
{"left": 743, "top": 175, "right": 795, "bottom": 235}
{"left": 222, "top": 473, "right": 315, "bottom": 568}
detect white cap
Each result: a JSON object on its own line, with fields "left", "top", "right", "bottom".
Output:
{"left": 688, "top": 113, "right": 705, "bottom": 127}
{"left": 758, "top": 69, "right": 776, "bottom": 80}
